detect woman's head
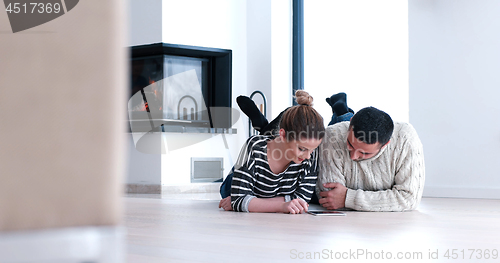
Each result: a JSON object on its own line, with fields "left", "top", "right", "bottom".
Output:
{"left": 274, "top": 91, "right": 325, "bottom": 164}
{"left": 279, "top": 90, "right": 326, "bottom": 142}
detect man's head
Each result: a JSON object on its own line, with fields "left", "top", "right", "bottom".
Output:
{"left": 347, "top": 107, "right": 394, "bottom": 161}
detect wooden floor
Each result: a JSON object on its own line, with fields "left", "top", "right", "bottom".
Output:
{"left": 125, "top": 195, "right": 500, "bottom": 263}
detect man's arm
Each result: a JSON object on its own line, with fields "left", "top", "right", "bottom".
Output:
{"left": 318, "top": 182, "right": 347, "bottom": 210}
{"left": 344, "top": 138, "right": 425, "bottom": 211}
{"left": 318, "top": 123, "right": 425, "bottom": 212}
{"left": 316, "top": 125, "right": 349, "bottom": 200}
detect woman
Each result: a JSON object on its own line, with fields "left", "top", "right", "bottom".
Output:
{"left": 218, "top": 90, "right": 325, "bottom": 214}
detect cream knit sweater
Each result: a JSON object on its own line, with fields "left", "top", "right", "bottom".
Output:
{"left": 317, "top": 121, "right": 425, "bottom": 211}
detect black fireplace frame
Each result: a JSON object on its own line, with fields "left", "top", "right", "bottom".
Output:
{"left": 130, "top": 43, "right": 233, "bottom": 129}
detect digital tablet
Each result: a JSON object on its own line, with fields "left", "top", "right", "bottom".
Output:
{"left": 307, "top": 210, "right": 346, "bottom": 216}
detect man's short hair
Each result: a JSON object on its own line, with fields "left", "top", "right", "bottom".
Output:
{"left": 349, "top": 107, "right": 394, "bottom": 145}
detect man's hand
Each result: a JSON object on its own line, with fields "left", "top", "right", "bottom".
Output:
{"left": 282, "top": 199, "right": 309, "bottom": 214}
{"left": 218, "top": 196, "right": 233, "bottom": 211}
{"left": 318, "top": 183, "right": 348, "bottom": 210}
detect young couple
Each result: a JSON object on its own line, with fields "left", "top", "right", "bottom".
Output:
{"left": 218, "top": 90, "right": 353, "bottom": 214}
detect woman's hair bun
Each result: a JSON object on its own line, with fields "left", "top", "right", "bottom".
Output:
{"left": 294, "top": 90, "right": 313, "bottom": 106}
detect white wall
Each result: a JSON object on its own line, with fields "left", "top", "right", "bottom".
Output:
{"left": 246, "top": 0, "right": 272, "bottom": 121}
{"left": 129, "top": 0, "right": 162, "bottom": 46}
{"left": 160, "top": 0, "right": 249, "bottom": 185}
{"left": 271, "top": 0, "right": 293, "bottom": 119}
{"left": 304, "top": 0, "right": 409, "bottom": 123}
{"left": 409, "top": 0, "right": 500, "bottom": 198}
{"left": 126, "top": 137, "right": 161, "bottom": 185}
{"left": 126, "top": 0, "right": 163, "bottom": 186}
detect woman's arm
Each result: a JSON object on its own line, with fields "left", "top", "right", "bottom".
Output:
{"left": 230, "top": 136, "right": 310, "bottom": 213}
{"left": 248, "top": 196, "right": 309, "bottom": 214}
{"left": 230, "top": 137, "right": 261, "bottom": 212}
{"left": 221, "top": 195, "right": 309, "bottom": 214}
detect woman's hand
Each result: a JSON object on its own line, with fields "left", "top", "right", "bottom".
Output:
{"left": 218, "top": 196, "right": 233, "bottom": 211}
{"left": 282, "top": 199, "right": 308, "bottom": 214}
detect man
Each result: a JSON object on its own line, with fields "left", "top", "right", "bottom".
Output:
{"left": 316, "top": 107, "right": 425, "bottom": 211}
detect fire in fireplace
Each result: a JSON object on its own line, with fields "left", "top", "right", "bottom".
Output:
{"left": 128, "top": 43, "right": 233, "bottom": 133}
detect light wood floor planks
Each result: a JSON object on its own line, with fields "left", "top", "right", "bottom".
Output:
{"left": 125, "top": 195, "right": 500, "bottom": 263}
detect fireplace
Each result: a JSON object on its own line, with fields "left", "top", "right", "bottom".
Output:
{"left": 128, "top": 43, "right": 233, "bottom": 133}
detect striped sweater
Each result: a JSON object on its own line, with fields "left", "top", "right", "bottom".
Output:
{"left": 317, "top": 121, "right": 425, "bottom": 212}
{"left": 231, "top": 135, "right": 319, "bottom": 212}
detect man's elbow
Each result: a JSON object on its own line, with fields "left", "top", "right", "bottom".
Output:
{"left": 398, "top": 191, "right": 423, "bottom": 211}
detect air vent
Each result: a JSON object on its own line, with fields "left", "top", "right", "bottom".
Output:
{"left": 191, "top": 158, "right": 223, "bottom": 183}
